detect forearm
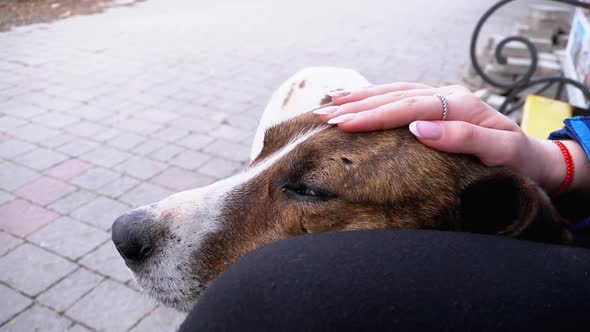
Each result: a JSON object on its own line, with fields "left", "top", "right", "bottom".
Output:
{"left": 536, "top": 138, "right": 590, "bottom": 194}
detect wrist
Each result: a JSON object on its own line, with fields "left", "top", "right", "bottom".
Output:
{"left": 534, "top": 138, "right": 565, "bottom": 193}
{"left": 560, "top": 140, "right": 590, "bottom": 194}
{"left": 535, "top": 138, "right": 589, "bottom": 194}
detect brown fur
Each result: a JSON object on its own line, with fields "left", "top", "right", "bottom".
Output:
{"left": 191, "top": 113, "right": 570, "bottom": 286}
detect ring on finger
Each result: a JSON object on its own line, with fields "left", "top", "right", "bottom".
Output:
{"left": 434, "top": 94, "right": 449, "bottom": 121}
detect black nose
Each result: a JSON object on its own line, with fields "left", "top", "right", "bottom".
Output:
{"left": 112, "top": 210, "right": 154, "bottom": 262}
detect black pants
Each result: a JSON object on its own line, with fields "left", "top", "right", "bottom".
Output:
{"left": 179, "top": 230, "right": 590, "bottom": 331}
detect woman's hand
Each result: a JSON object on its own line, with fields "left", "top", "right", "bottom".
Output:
{"left": 315, "top": 83, "right": 589, "bottom": 194}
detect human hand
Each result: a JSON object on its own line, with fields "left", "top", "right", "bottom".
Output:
{"left": 315, "top": 83, "right": 588, "bottom": 194}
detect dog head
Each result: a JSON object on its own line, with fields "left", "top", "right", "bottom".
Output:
{"left": 112, "top": 112, "right": 568, "bottom": 311}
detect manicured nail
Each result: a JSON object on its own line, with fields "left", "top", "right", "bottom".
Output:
{"left": 327, "top": 113, "right": 357, "bottom": 124}
{"left": 409, "top": 121, "right": 442, "bottom": 140}
{"left": 327, "top": 90, "right": 351, "bottom": 98}
{"left": 313, "top": 106, "right": 340, "bottom": 115}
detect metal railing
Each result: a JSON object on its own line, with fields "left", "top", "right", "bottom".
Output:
{"left": 470, "top": 0, "right": 590, "bottom": 113}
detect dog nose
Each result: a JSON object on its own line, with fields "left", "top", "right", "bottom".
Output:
{"left": 112, "top": 210, "right": 154, "bottom": 262}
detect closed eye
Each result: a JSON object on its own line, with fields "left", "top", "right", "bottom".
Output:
{"left": 282, "top": 183, "right": 335, "bottom": 201}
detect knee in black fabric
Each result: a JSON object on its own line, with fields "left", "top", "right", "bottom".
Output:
{"left": 179, "top": 230, "right": 590, "bottom": 332}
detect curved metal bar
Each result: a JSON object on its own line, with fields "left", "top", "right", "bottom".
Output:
{"left": 500, "top": 80, "right": 557, "bottom": 114}
{"left": 499, "top": 76, "right": 590, "bottom": 113}
{"left": 470, "top": 0, "right": 590, "bottom": 110}
{"left": 493, "top": 36, "right": 538, "bottom": 88}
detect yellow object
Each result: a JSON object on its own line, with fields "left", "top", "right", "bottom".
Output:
{"left": 521, "top": 95, "right": 573, "bottom": 139}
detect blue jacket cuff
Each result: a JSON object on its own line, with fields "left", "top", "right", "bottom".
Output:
{"left": 548, "top": 116, "right": 590, "bottom": 161}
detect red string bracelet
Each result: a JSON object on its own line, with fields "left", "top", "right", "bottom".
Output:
{"left": 552, "top": 140, "right": 575, "bottom": 196}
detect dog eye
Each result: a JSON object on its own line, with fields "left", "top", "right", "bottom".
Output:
{"left": 282, "top": 183, "right": 334, "bottom": 201}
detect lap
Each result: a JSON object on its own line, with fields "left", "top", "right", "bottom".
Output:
{"left": 179, "top": 230, "right": 590, "bottom": 332}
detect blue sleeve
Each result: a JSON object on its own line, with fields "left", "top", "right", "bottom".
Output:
{"left": 548, "top": 116, "right": 590, "bottom": 161}
{"left": 548, "top": 116, "right": 590, "bottom": 232}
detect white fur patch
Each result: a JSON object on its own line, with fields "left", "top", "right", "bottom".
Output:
{"left": 250, "top": 66, "right": 370, "bottom": 161}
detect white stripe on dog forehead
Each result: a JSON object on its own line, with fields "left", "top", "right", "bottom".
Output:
{"left": 217, "top": 125, "right": 330, "bottom": 193}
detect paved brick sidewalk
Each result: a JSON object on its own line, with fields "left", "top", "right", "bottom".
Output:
{"left": 0, "top": 0, "right": 532, "bottom": 330}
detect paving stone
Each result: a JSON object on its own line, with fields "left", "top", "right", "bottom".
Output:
{"left": 196, "top": 109, "right": 230, "bottom": 123}
{"left": 0, "top": 162, "right": 39, "bottom": 191}
{"left": 129, "top": 306, "right": 186, "bottom": 332}
{"left": 56, "top": 138, "right": 100, "bottom": 157}
{"left": 114, "top": 156, "right": 167, "bottom": 180}
{"left": 28, "top": 216, "right": 109, "bottom": 260}
{"left": 66, "top": 280, "right": 155, "bottom": 332}
{"left": 0, "top": 199, "right": 58, "bottom": 237}
{"left": 177, "top": 133, "right": 215, "bottom": 150}
{"left": 37, "top": 268, "right": 104, "bottom": 312}
{"left": 47, "top": 190, "right": 97, "bottom": 215}
{"left": 107, "top": 132, "right": 146, "bottom": 150}
{"left": 21, "top": 100, "right": 71, "bottom": 118}
{"left": 88, "top": 127, "right": 123, "bottom": 142}
{"left": 27, "top": 93, "right": 64, "bottom": 109}
{"left": 65, "top": 324, "right": 91, "bottom": 332}
{"left": 0, "top": 284, "right": 32, "bottom": 326}
{"left": 133, "top": 138, "right": 167, "bottom": 156}
{"left": 0, "top": 305, "right": 71, "bottom": 332}
{"left": 0, "top": 102, "right": 44, "bottom": 119}
{"left": 150, "top": 126, "right": 189, "bottom": 142}
{"left": 0, "top": 244, "right": 76, "bottom": 296}
{"left": 150, "top": 144, "right": 185, "bottom": 162}
{"left": 0, "top": 115, "right": 27, "bottom": 132}
{"left": 15, "top": 177, "right": 76, "bottom": 206}
{"left": 95, "top": 176, "right": 139, "bottom": 198}
{"left": 38, "top": 132, "right": 76, "bottom": 149}
{"left": 79, "top": 241, "right": 134, "bottom": 283}
{"left": 171, "top": 116, "right": 220, "bottom": 133}
{"left": 198, "top": 157, "right": 242, "bottom": 179}
{"left": 202, "top": 139, "right": 251, "bottom": 162}
{"left": 169, "top": 150, "right": 211, "bottom": 170}
{"left": 119, "top": 182, "right": 174, "bottom": 206}
{"left": 210, "top": 124, "right": 251, "bottom": 142}
{"left": 79, "top": 146, "right": 131, "bottom": 168}
{"left": 70, "top": 167, "right": 120, "bottom": 190}
{"left": 75, "top": 105, "right": 112, "bottom": 121}
{"left": 32, "top": 112, "right": 79, "bottom": 128}
{"left": 141, "top": 109, "right": 180, "bottom": 123}
{"left": 0, "top": 139, "right": 36, "bottom": 159}
{"left": 70, "top": 196, "right": 130, "bottom": 230}
{"left": 224, "top": 113, "right": 260, "bottom": 130}
{"left": 113, "top": 117, "right": 162, "bottom": 134}
{"left": 0, "top": 191, "right": 14, "bottom": 206}
{"left": 64, "top": 121, "right": 107, "bottom": 138}
{"left": 43, "top": 159, "right": 93, "bottom": 180}
{"left": 151, "top": 167, "right": 217, "bottom": 191}
{"left": 0, "top": 232, "right": 23, "bottom": 257}
{"left": 13, "top": 148, "right": 69, "bottom": 171}
{"left": 7, "top": 123, "right": 59, "bottom": 143}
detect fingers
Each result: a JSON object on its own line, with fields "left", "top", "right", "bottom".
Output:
{"left": 317, "top": 88, "right": 441, "bottom": 118}
{"left": 317, "top": 84, "right": 472, "bottom": 121}
{"left": 330, "top": 94, "right": 468, "bottom": 132}
{"left": 408, "top": 120, "right": 521, "bottom": 168}
{"left": 328, "top": 82, "right": 432, "bottom": 105}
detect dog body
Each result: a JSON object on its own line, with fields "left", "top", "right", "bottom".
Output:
{"left": 112, "top": 67, "right": 568, "bottom": 312}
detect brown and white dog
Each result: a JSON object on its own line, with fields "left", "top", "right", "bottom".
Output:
{"left": 112, "top": 67, "right": 570, "bottom": 312}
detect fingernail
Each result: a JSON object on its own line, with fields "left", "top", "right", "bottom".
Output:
{"left": 409, "top": 121, "right": 442, "bottom": 140}
{"left": 327, "top": 113, "right": 357, "bottom": 124}
{"left": 327, "top": 90, "right": 351, "bottom": 98}
{"left": 313, "top": 106, "right": 340, "bottom": 115}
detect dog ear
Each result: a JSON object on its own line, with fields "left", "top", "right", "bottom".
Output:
{"left": 459, "top": 169, "right": 571, "bottom": 243}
